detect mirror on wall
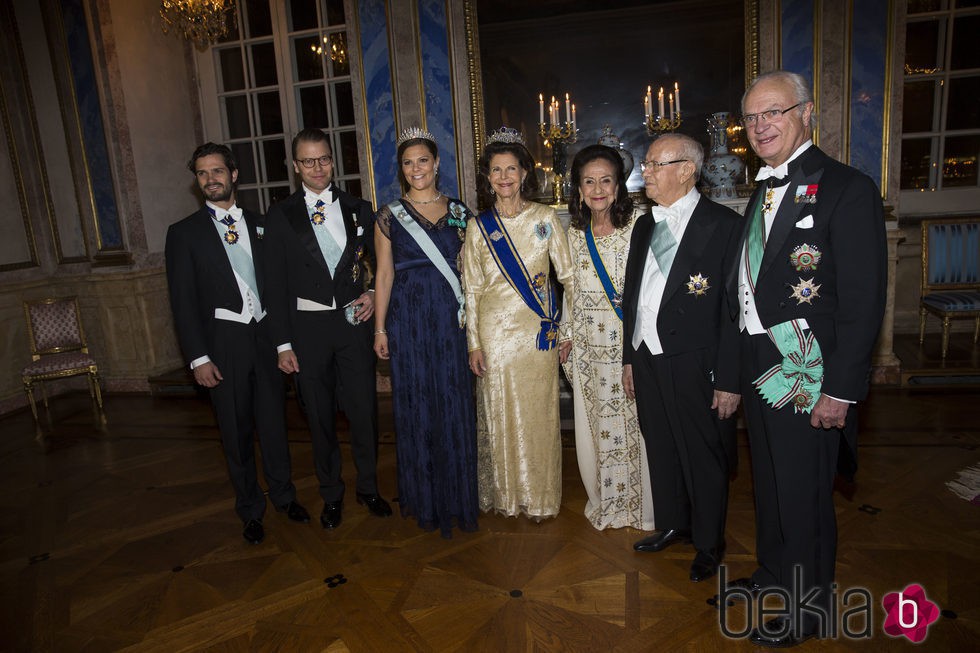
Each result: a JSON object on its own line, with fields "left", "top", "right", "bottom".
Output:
{"left": 476, "top": 0, "right": 747, "bottom": 195}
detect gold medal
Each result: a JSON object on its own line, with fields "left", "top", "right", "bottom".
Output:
{"left": 686, "top": 273, "right": 710, "bottom": 296}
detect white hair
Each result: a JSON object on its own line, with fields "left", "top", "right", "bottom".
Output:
{"left": 742, "top": 70, "right": 817, "bottom": 129}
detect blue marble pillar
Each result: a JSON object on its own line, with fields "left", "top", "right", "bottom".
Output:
{"left": 356, "top": 0, "right": 461, "bottom": 206}
{"left": 849, "top": 1, "right": 889, "bottom": 190}
{"left": 780, "top": 0, "right": 815, "bottom": 83}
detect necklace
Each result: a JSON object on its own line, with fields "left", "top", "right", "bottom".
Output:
{"left": 496, "top": 200, "right": 526, "bottom": 219}
{"left": 404, "top": 192, "right": 443, "bottom": 205}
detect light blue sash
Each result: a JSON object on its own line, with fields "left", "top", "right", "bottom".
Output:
{"left": 476, "top": 209, "right": 559, "bottom": 350}
{"left": 584, "top": 224, "right": 623, "bottom": 321}
{"left": 387, "top": 200, "right": 465, "bottom": 328}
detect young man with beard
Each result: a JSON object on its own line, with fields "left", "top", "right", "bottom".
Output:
{"left": 166, "top": 142, "right": 309, "bottom": 545}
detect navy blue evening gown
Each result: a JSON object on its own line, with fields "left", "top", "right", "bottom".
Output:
{"left": 376, "top": 199, "right": 478, "bottom": 537}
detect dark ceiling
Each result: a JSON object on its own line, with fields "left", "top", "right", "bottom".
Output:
{"left": 476, "top": 0, "right": 679, "bottom": 24}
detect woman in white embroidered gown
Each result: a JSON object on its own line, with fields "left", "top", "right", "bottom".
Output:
{"left": 562, "top": 144, "right": 655, "bottom": 530}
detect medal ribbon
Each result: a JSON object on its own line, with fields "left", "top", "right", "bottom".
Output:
{"left": 753, "top": 319, "right": 824, "bottom": 414}
{"left": 476, "top": 209, "right": 560, "bottom": 350}
{"left": 583, "top": 223, "right": 623, "bottom": 321}
{"left": 388, "top": 200, "right": 466, "bottom": 329}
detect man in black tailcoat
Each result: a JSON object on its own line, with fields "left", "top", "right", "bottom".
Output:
{"left": 721, "top": 70, "right": 886, "bottom": 647}
{"left": 264, "top": 128, "right": 391, "bottom": 530}
{"left": 622, "top": 133, "right": 742, "bottom": 584}
{"left": 166, "top": 143, "right": 309, "bottom": 545}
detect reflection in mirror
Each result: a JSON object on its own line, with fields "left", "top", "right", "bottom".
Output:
{"left": 477, "top": 0, "right": 745, "bottom": 195}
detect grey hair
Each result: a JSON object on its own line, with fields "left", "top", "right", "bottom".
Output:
{"left": 654, "top": 133, "right": 704, "bottom": 180}
{"left": 742, "top": 70, "right": 817, "bottom": 129}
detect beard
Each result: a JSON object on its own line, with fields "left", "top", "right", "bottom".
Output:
{"left": 202, "top": 182, "right": 233, "bottom": 203}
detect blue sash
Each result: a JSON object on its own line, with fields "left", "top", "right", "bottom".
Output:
{"left": 387, "top": 200, "right": 465, "bottom": 328}
{"left": 476, "top": 209, "right": 560, "bottom": 350}
{"left": 584, "top": 224, "right": 623, "bottom": 321}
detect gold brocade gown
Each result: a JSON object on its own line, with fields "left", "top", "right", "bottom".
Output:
{"left": 462, "top": 202, "right": 574, "bottom": 519}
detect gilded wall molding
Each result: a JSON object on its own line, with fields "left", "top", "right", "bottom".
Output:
{"left": 0, "top": 2, "right": 41, "bottom": 272}
{"left": 462, "top": 0, "right": 484, "bottom": 174}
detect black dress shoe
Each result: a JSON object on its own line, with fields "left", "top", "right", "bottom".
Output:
{"left": 242, "top": 519, "right": 264, "bottom": 544}
{"left": 749, "top": 616, "right": 817, "bottom": 648}
{"left": 276, "top": 500, "right": 311, "bottom": 523}
{"left": 356, "top": 493, "right": 392, "bottom": 517}
{"left": 633, "top": 528, "right": 692, "bottom": 552}
{"left": 689, "top": 545, "right": 725, "bottom": 582}
{"left": 320, "top": 501, "right": 343, "bottom": 529}
{"left": 712, "top": 576, "right": 765, "bottom": 607}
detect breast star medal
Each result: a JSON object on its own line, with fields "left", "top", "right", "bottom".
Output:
{"left": 789, "top": 277, "right": 821, "bottom": 305}
{"left": 789, "top": 244, "right": 822, "bottom": 272}
{"left": 490, "top": 229, "right": 503, "bottom": 241}
{"left": 686, "top": 273, "right": 711, "bottom": 296}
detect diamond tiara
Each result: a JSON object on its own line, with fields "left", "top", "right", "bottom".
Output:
{"left": 486, "top": 126, "right": 526, "bottom": 147}
{"left": 396, "top": 126, "right": 436, "bottom": 146}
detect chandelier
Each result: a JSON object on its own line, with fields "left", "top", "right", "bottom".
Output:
{"left": 160, "top": 0, "right": 237, "bottom": 48}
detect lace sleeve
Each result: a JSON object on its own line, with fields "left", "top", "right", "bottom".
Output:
{"left": 375, "top": 203, "right": 395, "bottom": 238}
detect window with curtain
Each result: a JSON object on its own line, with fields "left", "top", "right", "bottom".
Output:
{"left": 196, "top": 0, "right": 361, "bottom": 212}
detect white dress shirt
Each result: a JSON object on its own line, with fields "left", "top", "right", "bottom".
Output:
{"left": 632, "top": 186, "right": 700, "bottom": 355}
{"left": 737, "top": 140, "right": 812, "bottom": 334}
{"left": 190, "top": 201, "right": 265, "bottom": 370}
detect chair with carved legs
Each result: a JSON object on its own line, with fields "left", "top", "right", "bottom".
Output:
{"left": 21, "top": 297, "right": 105, "bottom": 430}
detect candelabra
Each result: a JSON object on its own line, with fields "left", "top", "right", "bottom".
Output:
{"left": 539, "top": 123, "right": 578, "bottom": 204}
{"left": 645, "top": 112, "right": 683, "bottom": 135}
{"left": 537, "top": 93, "right": 578, "bottom": 204}
{"left": 643, "top": 83, "right": 682, "bottom": 135}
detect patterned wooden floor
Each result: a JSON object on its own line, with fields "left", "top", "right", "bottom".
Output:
{"left": 1, "top": 386, "right": 978, "bottom": 652}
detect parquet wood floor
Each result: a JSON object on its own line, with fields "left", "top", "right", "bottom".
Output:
{"left": 1, "top": 387, "right": 978, "bottom": 652}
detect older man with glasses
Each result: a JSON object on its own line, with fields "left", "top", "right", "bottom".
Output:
{"left": 720, "top": 70, "right": 886, "bottom": 647}
{"left": 621, "top": 133, "right": 743, "bottom": 584}
{"left": 264, "top": 128, "right": 392, "bottom": 531}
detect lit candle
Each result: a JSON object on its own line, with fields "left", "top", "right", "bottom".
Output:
{"left": 669, "top": 92, "right": 674, "bottom": 120}
{"left": 674, "top": 82, "right": 681, "bottom": 115}
{"left": 658, "top": 87, "right": 665, "bottom": 120}
{"left": 539, "top": 93, "right": 544, "bottom": 125}
{"left": 565, "top": 93, "right": 571, "bottom": 124}
{"left": 551, "top": 97, "right": 557, "bottom": 127}
{"left": 572, "top": 103, "right": 576, "bottom": 129}
{"left": 646, "top": 85, "right": 653, "bottom": 120}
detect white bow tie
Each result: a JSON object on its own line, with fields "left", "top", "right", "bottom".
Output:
{"left": 305, "top": 186, "right": 335, "bottom": 209}
{"left": 756, "top": 162, "right": 790, "bottom": 182}
{"left": 651, "top": 205, "right": 681, "bottom": 223}
{"left": 213, "top": 204, "right": 243, "bottom": 223}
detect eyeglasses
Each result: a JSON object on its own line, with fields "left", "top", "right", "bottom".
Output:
{"left": 640, "top": 159, "right": 687, "bottom": 172}
{"left": 740, "top": 103, "right": 801, "bottom": 127}
{"left": 296, "top": 155, "right": 333, "bottom": 168}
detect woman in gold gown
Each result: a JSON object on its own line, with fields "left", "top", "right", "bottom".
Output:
{"left": 562, "top": 144, "right": 655, "bottom": 531}
{"left": 462, "top": 127, "right": 573, "bottom": 520}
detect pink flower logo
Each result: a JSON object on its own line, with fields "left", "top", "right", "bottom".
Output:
{"left": 882, "top": 584, "right": 940, "bottom": 643}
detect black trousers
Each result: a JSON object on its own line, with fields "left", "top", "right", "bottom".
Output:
{"left": 741, "top": 331, "right": 850, "bottom": 632}
{"left": 292, "top": 310, "right": 379, "bottom": 503}
{"left": 209, "top": 318, "right": 295, "bottom": 522}
{"left": 631, "top": 342, "right": 736, "bottom": 553}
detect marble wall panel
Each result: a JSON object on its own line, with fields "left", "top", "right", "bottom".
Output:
{"left": 58, "top": 0, "right": 124, "bottom": 252}
{"left": 780, "top": 0, "right": 814, "bottom": 82}
{"left": 418, "top": 0, "right": 459, "bottom": 199}
{"left": 849, "top": 0, "right": 889, "bottom": 190}
{"left": 357, "top": 0, "right": 397, "bottom": 207}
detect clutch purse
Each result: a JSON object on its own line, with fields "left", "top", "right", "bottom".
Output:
{"left": 343, "top": 300, "right": 360, "bottom": 325}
